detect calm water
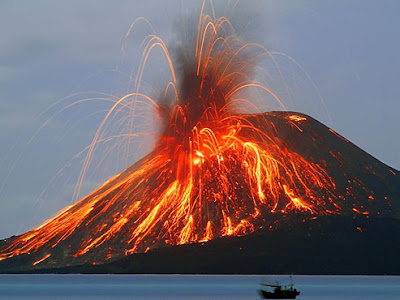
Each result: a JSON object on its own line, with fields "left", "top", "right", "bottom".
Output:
{"left": 0, "top": 274, "right": 399, "bottom": 299}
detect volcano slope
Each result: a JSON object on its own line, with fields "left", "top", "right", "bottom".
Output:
{"left": 0, "top": 111, "right": 399, "bottom": 274}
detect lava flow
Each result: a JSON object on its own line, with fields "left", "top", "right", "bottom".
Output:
{"left": 0, "top": 5, "right": 398, "bottom": 269}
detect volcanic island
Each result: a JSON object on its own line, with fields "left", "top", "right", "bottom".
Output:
{"left": 1, "top": 9, "right": 399, "bottom": 274}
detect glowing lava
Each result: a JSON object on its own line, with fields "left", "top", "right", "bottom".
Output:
{"left": 0, "top": 4, "right": 396, "bottom": 268}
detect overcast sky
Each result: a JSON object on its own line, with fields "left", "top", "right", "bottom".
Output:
{"left": 0, "top": 0, "right": 399, "bottom": 238}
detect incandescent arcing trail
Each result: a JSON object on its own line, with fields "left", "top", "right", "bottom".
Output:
{"left": 0, "top": 7, "right": 399, "bottom": 270}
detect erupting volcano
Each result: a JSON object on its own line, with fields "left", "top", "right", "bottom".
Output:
{"left": 1, "top": 5, "right": 399, "bottom": 272}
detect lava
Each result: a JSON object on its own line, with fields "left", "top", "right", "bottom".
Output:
{"left": 0, "top": 3, "right": 395, "bottom": 268}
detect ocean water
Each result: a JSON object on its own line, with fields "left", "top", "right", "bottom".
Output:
{"left": 0, "top": 274, "right": 399, "bottom": 299}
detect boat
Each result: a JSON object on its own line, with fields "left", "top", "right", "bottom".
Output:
{"left": 258, "top": 282, "right": 300, "bottom": 299}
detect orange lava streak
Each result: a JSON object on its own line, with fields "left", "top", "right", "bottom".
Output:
{"left": 32, "top": 254, "right": 51, "bottom": 266}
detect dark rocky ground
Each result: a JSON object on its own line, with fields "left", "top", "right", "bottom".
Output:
{"left": 3, "top": 214, "right": 399, "bottom": 274}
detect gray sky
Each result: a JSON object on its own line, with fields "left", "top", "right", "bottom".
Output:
{"left": 0, "top": 0, "right": 399, "bottom": 238}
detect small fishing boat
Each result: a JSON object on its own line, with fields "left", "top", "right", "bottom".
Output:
{"left": 258, "top": 282, "right": 300, "bottom": 299}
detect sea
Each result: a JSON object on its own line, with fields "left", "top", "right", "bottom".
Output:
{"left": 0, "top": 274, "right": 399, "bottom": 299}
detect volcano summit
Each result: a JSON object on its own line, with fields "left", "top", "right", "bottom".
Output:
{"left": 1, "top": 6, "right": 399, "bottom": 273}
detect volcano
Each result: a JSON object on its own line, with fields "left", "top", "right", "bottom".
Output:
{"left": 1, "top": 8, "right": 399, "bottom": 273}
{"left": 1, "top": 111, "right": 399, "bottom": 273}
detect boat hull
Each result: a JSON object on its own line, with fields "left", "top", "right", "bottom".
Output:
{"left": 258, "top": 289, "right": 300, "bottom": 299}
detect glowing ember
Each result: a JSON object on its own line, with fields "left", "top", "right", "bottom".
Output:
{"left": 0, "top": 3, "right": 396, "bottom": 267}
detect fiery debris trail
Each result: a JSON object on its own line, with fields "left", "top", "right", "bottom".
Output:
{"left": 0, "top": 5, "right": 397, "bottom": 268}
